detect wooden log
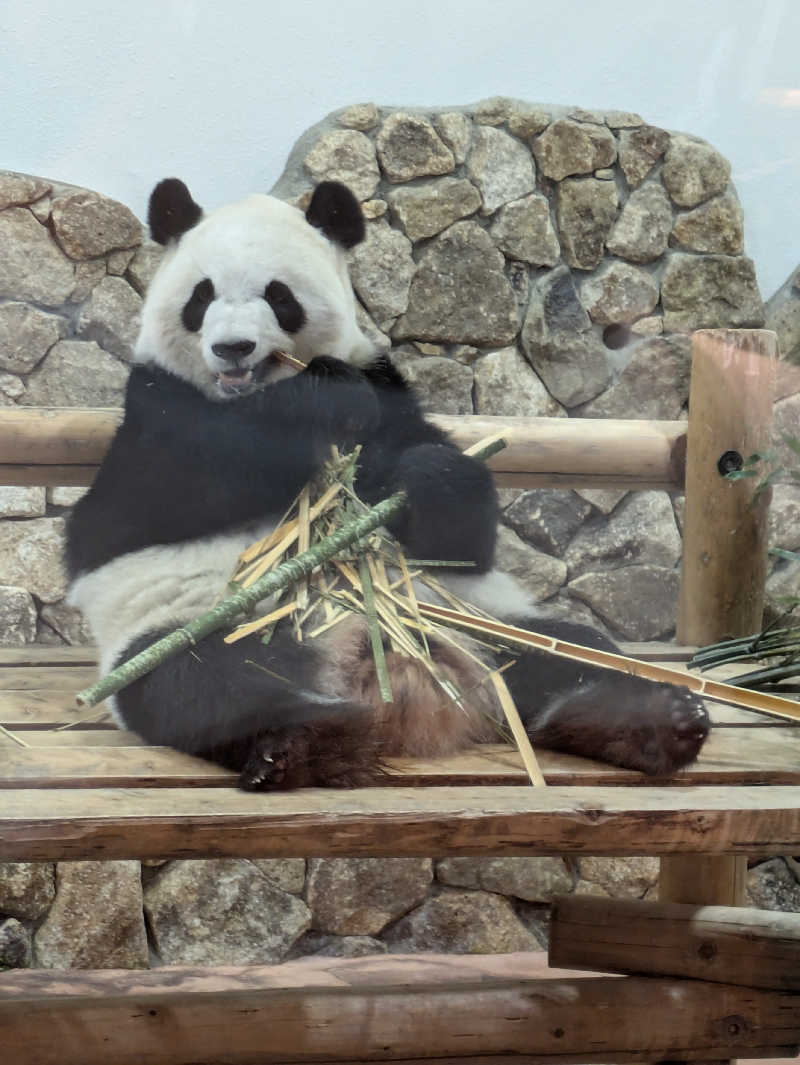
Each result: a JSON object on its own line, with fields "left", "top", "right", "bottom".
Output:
{"left": 659, "top": 854, "right": 747, "bottom": 906}
{"left": 0, "top": 407, "right": 688, "bottom": 489}
{"left": 2, "top": 784, "right": 800, "bottom": 862}
{"left": 1, "top": 954, "right": 799, "bottom": 1065}
{"left": 550, "top": 895, "right": 800, "bottom": 990}
{"left": 677, "top": 328, "right": 776, "bottom": 645}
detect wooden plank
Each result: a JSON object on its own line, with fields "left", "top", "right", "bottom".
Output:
{"left": 3, "top": 729, "right": 800, "bottom": 788}
{"left": 660, "top": 853, "right": 748, "bottom": 906}
{"left": 1, "top": 784, "right": 800, "bottom": 861}
{"left": 0, "top": 666, "right": 97, "bottom": 691}
{"left": 0, "top": 408, "right": 688, "bottom": 489}
{"left": 550, "top": 896, "right": 800, "bottom": 990}
{"left": 0, "top": 690, "right": 112, "bottom": 728}
{"left": 0, "top": 954, "right": 798, "bottom": 1065}
{"left": 0, "top": 646, "right": 97, "bottom": 666}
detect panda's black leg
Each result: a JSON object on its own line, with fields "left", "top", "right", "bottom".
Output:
{"left": 112, "top": 627, "right": 380, "bottom": 789}
{"left": 502, "top": 618, "right": 710, "bottom": 776}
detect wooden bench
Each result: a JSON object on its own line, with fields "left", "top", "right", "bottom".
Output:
{"left": 2, "top": 328, "right": 799, "bottom": 1065}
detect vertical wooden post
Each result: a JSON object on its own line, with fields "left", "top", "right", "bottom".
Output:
{"left": 677, "top": 328, "right": 777, "bottom": 646}
{"left": 664, "top": 329, "right": 776, "bottom": 912}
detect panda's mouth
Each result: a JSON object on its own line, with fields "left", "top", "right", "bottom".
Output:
{"left": 214, "top": 351, "right": 305, "bottom": 396}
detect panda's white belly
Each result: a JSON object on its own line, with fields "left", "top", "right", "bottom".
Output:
{"left": 68, "top": 520, "right": 278, "bottom": 677}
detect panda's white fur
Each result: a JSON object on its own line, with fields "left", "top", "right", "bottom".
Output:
{"left": 65, "top": 177, "right": 710, "bottom": 789}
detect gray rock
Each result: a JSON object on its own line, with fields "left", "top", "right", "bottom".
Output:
{"left": 606, "top": 181, "right": 673, "bottom": 263}
{"left": 304, "top": 130, "right": 380, "bottom": 200}
{"left": 251, "top": 858, "right": 306, "bottom": 894}
{"left": 145, "top": 858, "right": 311, "bottom": 965}
{"left": 564, "top": 491, "right": 681, "bottom": 578}
{"left": 106, "top": 248, "right": 137, "bottom": 276}
{"left": 393, "top": 221, "right": 519, "bottom": 346}
{"left": 376, "top": 113, "right": 454, "bottom": 183}
{"left": 577, "top": 857, "right": 659, "bottom": 898}
{"left": 521, "top": 267, "right": 610, "bottom": 407}
{"left": 0, "top": 207, "right": 75, "bottom": 305}
{"left": 20, "top": 340, "right": 129, "bottom": 407}
{"left": 577, "top": 488, "right": 628, "bottom": 515}
{"left": 671, "top": 190, "right": 744, "bottom": 254}
{"left": 605, "top": 111, "right": 645, "bottom": 129}
{"left": 355, "top": 302, "right": 391, "bottom": 353}
{"left": 39, "top": 601, "right": 94, "bottom": 645}
{"left": 0, "top": 517, "right": 66, "bottom": 603}
{"left": 35, "top": 861, "right": 148, "bottom": 969}
{"left": 0, "top": 586, "right": 37, "bottom": 644}
{"left": 466, "top": 126, "right": 536, "bottom": 214}
{"left": 764, "top": 558, "right": 800, "bottom": 620}
{"left": 768, "top": 484, "right": 800, "bottom": 553}
{"left": 336, "top": 103, "right": 378, "bottom": 131}
{"left": 494, "top": 525, "right": 567, "bottom": 601}
{"left": 765, "top": 268, "right": 800, "bottom": 364}
{"left": 0, "top": 862, "right": 56, "bottom": 920}
{"left": 569, "top": 108, "right": 606, "bottom": 125}
{"left": 472, "top": 96, "right": 516, "bottom": 125}
{"left": 294, "top": 932, "right": 387, "bottom": 958}
{"left": 30, "top": 195, "right": 52, "bottom": 223}
{"left": 0, "top": 372, "right": 24, "bottom": 402}
{"left": 581, "top": 261, "right": 659, "bottom": 325}
{"left": 126, "top": 240, "right": 164, "bottom": 295}
{"left": 557, "top": 177, "right": 618, "bottom": 270}
{"left": 306, "top": 858, "right": 432, "bottom": 936}
{"left": 48, "top": 486, "right": 88, "bottom": 507}
{"left": 384, "top": 888, "right": 540, "bottom": 954}
{"left": 70, "top": 259, "right": 107, "bottom": 302}
{"left": 394, "top": 354, "right": 473, "bottom": 415}
{"left": 434, "top": 112, "right": 473, "bottom": 165}
{"left": 489, "top": 193, "right": 560, "bottom": 266}
{"left": 748, "top": 858, "right": 800, "bottom": 910}
{"left": 473, "top": 346, "right": 564, "bottom": 418}
{"left": 362, "top": 199, "right": 388, "bottom": 220}
{"left": 387, "top": 178, "right": 481, "bottom": 242}
{"left": 77, "top": 275, "right": 143, "bottom": 361}
{"left": 532, "top": 119, "right": 616, "bottom": 181}
{"left": 0, "top": 172, "right": 51, "bottom": 209}
{"left": 507, "top": 105, "right": 551, "bottom": 141}
{"left": 568, "top": 564, "right": 680, "bottom": 640}
{"left": 580, "top": 335, "right": 692, "bottom": 419}
{"left": 0, "top": 919, "right": 32, "bottom": 969}
{"left": 661, "top": 253, "right": 764, "bottom": 332}
{"left": 50, "top": 189, "right": 142, "bottom": 259}
{"left": 631, "top": 315, "right": 664, "bottom": 336}
{"left": 348, "top": 222, "right": 414, "bottom": 329}
{"left": 504, "top": 490, "right": 592, "bottom": 557}
{"left": 662, "top": 135, "right": 731, "bottom": 207}
{"left": 0, "top": 486, "right": 46, "bottom": 518}
{"left": 773, "top": 393, "right": 800, "bottom": 473}
{"left": 617, "top": 125, "right": 670, "bottom": 187}
{"left": 0, "top": 303, "right": 68, "bottom": 374}
{"left": 436, "top": 856, "right": 573, "bottom": 902}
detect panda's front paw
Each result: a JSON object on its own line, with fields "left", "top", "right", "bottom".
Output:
{"left": 305, "top": 357, "right": 379, "bottom": 444}
{"left": 304, "top": 355, "right": 363, "bottom": 382}
{"left": 239, "top": 730, "right": 311, "bottom": 791}
{"left": 603, "top": 680, "right": 711, "bottom": 776}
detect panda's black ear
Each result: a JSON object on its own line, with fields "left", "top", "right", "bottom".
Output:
{"left": 305, "top": 181, "right": 365, "bottom": 249}
{"left": 148, "top": 178, "right": 203, "bottom": 245}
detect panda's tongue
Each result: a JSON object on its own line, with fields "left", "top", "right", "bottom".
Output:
{"left": 217, "top": 368, "right": 253, "bottom": 393}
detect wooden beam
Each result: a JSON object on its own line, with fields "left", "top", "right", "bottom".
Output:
{"left": 0, "top": 408, "right": 688, "bottom": 489}
{"left": 1, "top": 784, "right": 800, "bottom": 861}
{"left": 1, "top": 953, "right": 799, "bottom": 1065}
{"left": 550, "top": 895, "right": 800, "bottom": 990}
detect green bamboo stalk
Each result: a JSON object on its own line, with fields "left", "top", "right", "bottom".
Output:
{"left": 359, "top": 557, "right": 393, "bottom": 703}
{"left": 75, "top": 436, "right": 507, "bottom": 709}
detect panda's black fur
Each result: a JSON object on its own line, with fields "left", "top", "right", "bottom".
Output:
{"left": 65, "top": 178, "right": 710, "bottom": 790}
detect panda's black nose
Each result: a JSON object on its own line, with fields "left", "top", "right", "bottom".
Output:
{"left": 212, "top": 340, "right": 256, "bottom": 361}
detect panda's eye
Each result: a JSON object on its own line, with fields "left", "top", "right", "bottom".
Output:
{"left": 264, "top": 280, "right": 305, "bottom": 334}
{"left": 182, "top": 278, "right": 215, "bottom": 333}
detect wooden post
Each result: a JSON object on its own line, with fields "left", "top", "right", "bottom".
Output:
{"left": 665, "top": 329, "right": 776, "bottom": 914}
{"left": 677, "top": 328, "right": 777, "bottom": 646}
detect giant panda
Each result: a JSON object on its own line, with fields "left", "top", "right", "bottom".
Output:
{"left": 65, "top": 177, "right": 710, "bottom": 790}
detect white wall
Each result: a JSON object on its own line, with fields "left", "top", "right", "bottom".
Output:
{"left": 3, "top": 0, "right": 798, "bottom": 297}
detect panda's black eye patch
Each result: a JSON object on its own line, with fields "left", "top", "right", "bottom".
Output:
{"left": 265, "top": 280, "right": 305, "bottom": 334}
{"left": 181, "top": 278, "right": 215, "bottom": 333}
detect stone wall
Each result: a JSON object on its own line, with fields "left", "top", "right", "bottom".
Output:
{"left": 1, "top": 98, "right": 799, "bottom": 969}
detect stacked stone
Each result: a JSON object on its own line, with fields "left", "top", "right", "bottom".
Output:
{"left": 0, "top": 172, "right": 162, "bottom": 644}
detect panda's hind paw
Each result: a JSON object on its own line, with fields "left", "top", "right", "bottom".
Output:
{"left": 239, "top": 731, "right": 306, "bottom": 791}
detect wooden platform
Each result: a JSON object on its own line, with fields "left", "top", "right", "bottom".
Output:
{"left": 2, "top": 644, "right": 800, "bottom": 862}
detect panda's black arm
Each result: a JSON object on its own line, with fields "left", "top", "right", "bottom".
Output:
{"left": 354, "top": 355, "right": 498, "bottom": 573}
{"left": 65, "top": 364, "right": 374, "bottom": 578}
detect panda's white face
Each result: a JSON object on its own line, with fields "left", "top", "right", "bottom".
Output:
{"left": 136, "top": 191, "right": 373, "bottom": 400}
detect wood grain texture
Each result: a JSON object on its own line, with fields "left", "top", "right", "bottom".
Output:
{"left": 2, "top": 785, "right": 800, "bottom": 861}
{"left": 550, "top": 896, "right": 800, "bottom": 989}
{"left": 1, "top": 953, "right": 798, "bottom": 1065}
